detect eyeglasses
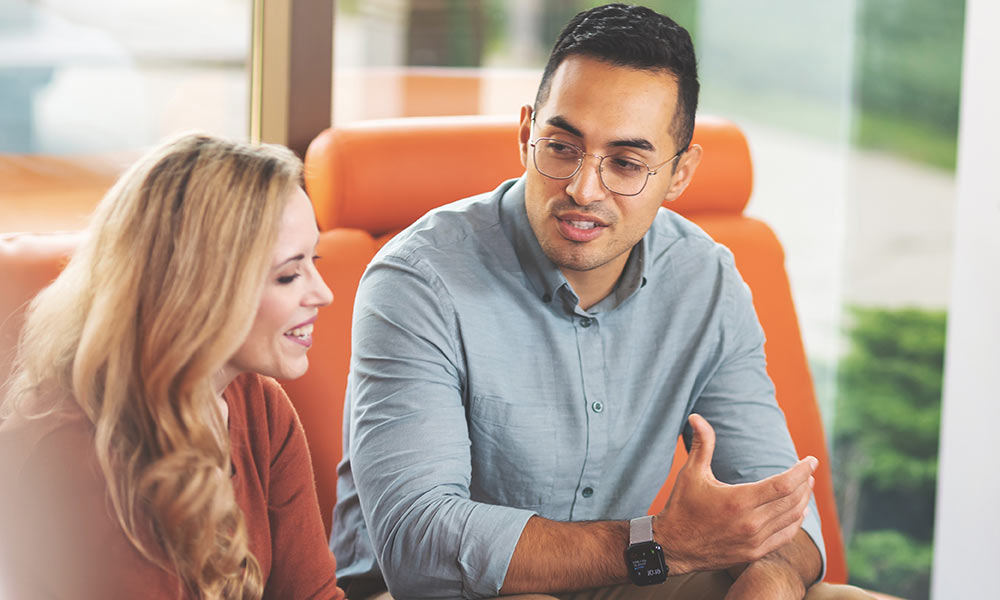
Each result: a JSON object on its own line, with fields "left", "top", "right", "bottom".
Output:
{"left": 528, "top": 137, "right": 684, "bottom": 196}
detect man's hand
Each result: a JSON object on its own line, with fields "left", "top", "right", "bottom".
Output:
{"left": 654, "top": 414, "right": 818, "bottom": 575}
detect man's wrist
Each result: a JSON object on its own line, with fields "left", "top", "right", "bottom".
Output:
{"left": 650, "top": 514, "right": 690, "bottom": 576}
{"left": 625, "top": 516, "right": 668, "bottom": 585}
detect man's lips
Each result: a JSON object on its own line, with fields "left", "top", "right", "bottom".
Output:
{"left": 555, "top": 214, "right": 609, "bottom": 242}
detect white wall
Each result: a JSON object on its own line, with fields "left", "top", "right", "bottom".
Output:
{"left": 931, "top": 0, "right": 1000, "bottom": 595}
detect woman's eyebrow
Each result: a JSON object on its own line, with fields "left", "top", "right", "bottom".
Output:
{"left": 273, "top": 254, "right": 305, "bottom": 270}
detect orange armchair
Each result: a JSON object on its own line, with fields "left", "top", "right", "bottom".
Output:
{"left": 0, "top": 232, "right": 83, "bottom": 388}
{"left": 303, "top": 114, "right": 849, "bottom": 584}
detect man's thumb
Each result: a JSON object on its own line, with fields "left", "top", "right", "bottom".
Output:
{"left": 686, "top": 413, "right": 716, "bottom": 474}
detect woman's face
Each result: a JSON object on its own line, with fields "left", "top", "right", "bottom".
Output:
{"left": 224, "top": 187, "right": 333, "bottom": 382}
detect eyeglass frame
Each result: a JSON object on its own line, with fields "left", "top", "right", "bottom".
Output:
{"left": 527, "top": 117, "right": 687, "bottom": 197}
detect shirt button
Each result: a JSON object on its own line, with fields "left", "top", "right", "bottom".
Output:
{"left": 581, "top": 486, "right": 594, "bottom": 498}
{"left": 580, "top": 317, "right": 593, "bottom": 328}
{"left": 592, "top": 401, "right": 604, "bottom": 413}
{"left": 542, "top": 293, "right": 552, "bottom": 303}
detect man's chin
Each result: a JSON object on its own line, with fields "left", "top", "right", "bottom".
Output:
{"left": 545, "top": 248, "right": 610, "bottom": 273}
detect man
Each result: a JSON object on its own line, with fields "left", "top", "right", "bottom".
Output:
{"left": 333, "top": 4, "right": 872, "bottom": 599}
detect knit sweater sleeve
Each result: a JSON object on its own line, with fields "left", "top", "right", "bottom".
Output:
{"left": 254, "top": 376, "right": 345, "bottom": 600}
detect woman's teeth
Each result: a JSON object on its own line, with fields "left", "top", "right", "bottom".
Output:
{"left": 285, "top": 323, "right": 314, "bottom": 339}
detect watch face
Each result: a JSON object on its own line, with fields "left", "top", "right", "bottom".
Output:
{"left": 625, "top": 541, "right": 667, "bottom": 585}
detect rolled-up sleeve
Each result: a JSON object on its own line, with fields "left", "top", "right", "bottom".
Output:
{"left": 684, "top": 250, "right": 826, "bottom": 580}
{"left": 349, "top": 254, "right": 536, "bottom": 599}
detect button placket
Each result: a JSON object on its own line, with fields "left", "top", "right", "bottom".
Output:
{"left": 570, "top": 316, "right": 608, "bottom": 519}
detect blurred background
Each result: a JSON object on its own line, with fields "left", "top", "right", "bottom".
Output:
{"left": 0, "top": 1, "right": 972, "bottom": 598}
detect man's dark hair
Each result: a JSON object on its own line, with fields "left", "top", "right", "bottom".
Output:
{"left": 534, "top": 3, "right": 699, "bottom": 152}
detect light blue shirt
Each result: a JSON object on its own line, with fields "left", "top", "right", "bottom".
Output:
{"left": 331, "top": 177, "right": 824, "bottom": 599}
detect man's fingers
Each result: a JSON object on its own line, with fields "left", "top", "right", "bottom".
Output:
{"left": 685, "top": 413, "right": 717, "bottom": 476}
{"left": 750, "top": 456, "right": 817, "bottom": 507}
{"left": 762, "top": 480, "right": 813, "bottom": 534}
{"left": 744, "top": 489, "right": 812, "bottom": 560}
{"left": 757, "top": 513, "right": 807, "bottom": 559}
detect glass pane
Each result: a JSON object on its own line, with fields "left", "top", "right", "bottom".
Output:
{"left": 698, "top": 2, "right": 962, "bottom": 596}
{"left": 0, "top": 0, "right": 250, "bottom": 233}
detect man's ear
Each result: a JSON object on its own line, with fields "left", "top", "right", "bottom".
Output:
{"left": 518, "top": 104, "right": 533, "bottom": 168}
{"left": 664, "top": 143, "right": 703, "bottom": 203}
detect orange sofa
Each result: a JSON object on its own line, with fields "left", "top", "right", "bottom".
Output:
{"left": 2, "top": 115, "right": 856, "bottom": 587}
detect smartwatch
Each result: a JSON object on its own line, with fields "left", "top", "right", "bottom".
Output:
{"left": 624, "top": 515, "right": 668, "bottom": 586}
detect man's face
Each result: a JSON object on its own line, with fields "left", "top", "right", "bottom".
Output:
{"left": 518, "top": 55, "right": 700, "bottom": 291}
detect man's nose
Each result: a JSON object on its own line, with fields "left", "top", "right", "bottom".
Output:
{"left": 565, "top": 155, "right": 609, "bottom": 206}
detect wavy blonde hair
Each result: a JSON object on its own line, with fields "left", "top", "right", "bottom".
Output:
{"left": 3, "top": 133, "right": 303, "bottom": 599}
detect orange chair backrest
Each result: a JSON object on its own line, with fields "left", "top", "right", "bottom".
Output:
{"left": 304, "top": 114, "right": 847, "bottom": 583}
{"left": 277, "top": 228, "right": 377, "bottom": 535}
{"left": 305, "top": 115, "right": 752, "bottom": 236}
{"left": 306, "top": 115, "right": 524, "bottom": 239}
{"left": 0, "top": 232, "right": 83, "bottom": 389}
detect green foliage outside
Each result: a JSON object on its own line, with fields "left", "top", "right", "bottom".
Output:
{"left": 697, "top": 0, "right": 965, "bottom": 170}
{"left": 833, "top": 307, "right": 946, "bottom": 600}
{"left": 483, "top": 0, "right": 698, "bottom": 61}
{"left": 532, "top": 0, "right": 697, "bottom": 48}
{"left": 848, "top": 531, "right": 934, "bottom": 600}
{"left": 852, "top": 0, "right": 966, "bottom": 169}
{"left": 521, "top": 1, "right": 967, "bottom": 170}
{"left": 349, "top": 0, "right": 965, "bottom": 169}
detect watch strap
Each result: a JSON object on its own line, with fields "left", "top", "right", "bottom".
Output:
{"left": 629, "top": 515, "right": 655, "bottom": 545}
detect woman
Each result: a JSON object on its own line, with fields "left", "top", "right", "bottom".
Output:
{"left": 0, "top": 133, "right": 345, "bottom": 599}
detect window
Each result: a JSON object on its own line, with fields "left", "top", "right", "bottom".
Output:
{"left": 0, "top": 0, "right": 250, "bottom": 232}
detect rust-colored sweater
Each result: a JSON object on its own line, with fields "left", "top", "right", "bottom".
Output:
{"left": 0, "top": 373, "right": 345, "bottom": 600}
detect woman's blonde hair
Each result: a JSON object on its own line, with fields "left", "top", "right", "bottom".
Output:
{"left": 3, "top": 133, "right": 303, "bottom": 599}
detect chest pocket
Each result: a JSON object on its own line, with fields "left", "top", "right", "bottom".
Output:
{"left": 468, "top": 394, "right": 557, "bottom": 509}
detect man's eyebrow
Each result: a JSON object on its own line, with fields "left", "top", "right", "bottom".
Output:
{"left": 546, "top": 115, "right": 584, "bottom": 138}
{"left": 608, "top": 137, "right": 655, "bottom": 152}
{"left": 546, "top": 115, "right": 655, "bottom": 152}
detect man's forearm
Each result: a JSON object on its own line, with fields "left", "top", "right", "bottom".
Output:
{"left": 726, "top": 529, "right": 823, "bottom": 599}
{"left": 500, "top": 516, "right": 631, "bottom": 594}
{"left": 502, "top": 521, "right": 821, "bottom": 597}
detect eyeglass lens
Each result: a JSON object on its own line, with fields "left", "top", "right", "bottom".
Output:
{"left": 533, "top": 139, "right": 649, "bottom": 196}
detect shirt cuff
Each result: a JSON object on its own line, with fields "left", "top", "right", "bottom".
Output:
{"left": 457, "top": 504, "right": 537, "bottom": 598}
{"left": 801, "top": 495, "right": 827, "bottom": 583}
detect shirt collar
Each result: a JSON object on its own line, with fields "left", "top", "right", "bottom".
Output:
{"left": 499, "top": 177, "right": 568, "bottom": 304}
{"left": 499, "top": 176, "right": 650, "bottom": 313}
{"left": 599, "top": 238, "right": 647, "bottom": 313}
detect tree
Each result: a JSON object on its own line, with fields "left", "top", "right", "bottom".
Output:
{"left": 833, "top": 307, "right": 946, "bottom": 600}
